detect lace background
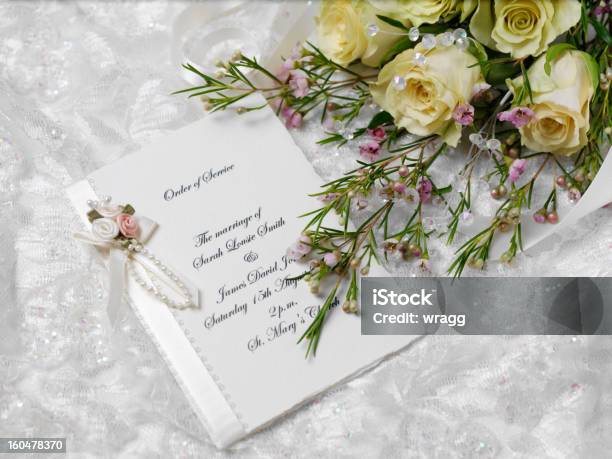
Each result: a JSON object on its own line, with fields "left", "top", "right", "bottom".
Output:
{"left": 0, "top": 1, "right": 611, "bottom": 457}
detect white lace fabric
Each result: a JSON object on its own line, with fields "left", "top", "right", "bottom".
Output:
{"left": 0, "top": 2, "right": 611, "bottom": 457}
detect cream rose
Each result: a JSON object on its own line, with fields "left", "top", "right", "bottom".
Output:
{"left": 92, "top": 217, "right": 120, "bottom": 241}
{"left": 507, "top": 50, "right": 595, "bottom": 156}
{"left": 317, "top": 0, "right": 407, "bottom": 67}
{"left": 368, "top": 0, "right": 477, "bottom": 26}
{"left": 370, "top": 40, "right": 485, "bottom": 146}
{"left": 470, "top": 0, "right": 581, "bottom": 59}
{"left": 97, "top": 204, "right": 122, "bottom": 218}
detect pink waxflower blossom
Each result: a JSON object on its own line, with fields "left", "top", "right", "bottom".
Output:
{"left": 318, "top": 192, "right": 340, "bottom": 203}
{"left": 269, "top": 98, "right": 283, "bottom": 112}
{"left": 288, "top": 43, "right": 302, "bottom": 60}
{"left": 508, "top": 159, "right": 527, "bottom": 183}
{"left": 367, "top": 127, "right": 386, "bottom": 141}
{"left": 417, "top": 177, "right": 433, "bottom": 203}
{"left": 282, "top": 107, "right": 302, "bottom": 129}
{"left": 498, "top": 107, "right": 535, "bottom": 128}
{"left": 417, "top": 258, "right": 431, "bottom": 272}
{"left": 277, "top": 44, "right": 304, "bottom": 81}
{"left": 286, "top": 245, "right": 301, "bottom": 261}
{"left": 323, "top": 251, "right": 340, "bottom": 267}
{"left": 356, "top": 198, "right": 369, "bottom": 210}
{"left": 296, "top": 234, "right": 312, "bottom": 254}
{"left": 595, "top": 2, "right": 611, "bottom": 15}
{"left": 277, "top": 58, "right": 295, "bottom": 82}
{"left": 359, "top": 140, "right": 381, "bottom": 162}
{"left": 289, "top": 70, "right": 309, "bottom": 98}
{"left": 287, "top": 235, "right": 312, "bottom": 260}
{"left": 452, "top": 103, "right": 475, "bottom": 126}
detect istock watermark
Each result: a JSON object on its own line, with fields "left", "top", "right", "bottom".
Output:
{"left": 361, "top": 277, "right": 612, "bottom": 335}
{"left": 371, "top": 288, "right": 435, "bottom": 306}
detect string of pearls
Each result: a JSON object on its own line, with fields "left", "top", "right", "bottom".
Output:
{"left": 126, "top": 242, "right": 194, "bottom": 310}
{"left": 367, "top": 25, "right": 470, "bottom": 91}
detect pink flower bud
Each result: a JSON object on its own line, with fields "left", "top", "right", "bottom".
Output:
{"left": 282, "top": 107, "right": 303, "bottom": 129}
{"left": 497, "top": 107, "right": 535, "bottom": 128}
{"left": 417, "top": 177, "right": 433, "bottom": 203}
{"left": 393, "top": 182, "right": 407, "bottom": 194}
{"left": 289, "top": 70, "right": 309, "bottom": 98}
{"left": 367, "top": 127, "right": 386, "bottom": 141}
{"left": 323, "top": 251, "right": 340, "bottom": 267}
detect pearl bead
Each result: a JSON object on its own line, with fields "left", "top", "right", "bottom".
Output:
{"left": 366, "top": 23, "right": 379, "bottom": 37}
{"left": 408, "top": 26, "right": 419, "bottom": 42}
{"left": 413, "top": 52, "right": 426, "bottom": 66}
{"left": 455, "top": 37, "right": 469, "bottom": 50}
{"left": 453, "top": 28, "right": 467, "bottom": 41}
{"left": 438, "top": 32, "right": 454, "bottom": 47}
{"left": 421, "top": 34, "right": 436, "bottom": 50}
{"left": 393, "top": 75, "right": 406, "bottom": 90}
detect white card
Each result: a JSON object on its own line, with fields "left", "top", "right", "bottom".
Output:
{"left": 67, "top": 105, "right": 415, "bottom": 448}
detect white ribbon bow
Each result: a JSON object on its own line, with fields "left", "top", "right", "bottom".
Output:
{"left": 75, "top": 215, "right": 199, "bottom": 325}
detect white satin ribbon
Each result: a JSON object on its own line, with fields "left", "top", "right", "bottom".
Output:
{"left": 171, "top": 1, "right": 317, "bottom": 86}
{"left": 171, "top": 1, "right": 250, "bottom": 85}
{"left": 74, "top": 215, "right": 199, "bottom": 326}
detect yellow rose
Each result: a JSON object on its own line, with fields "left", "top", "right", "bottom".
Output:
{"left": 317, "top": 0, "right": 408, "bottom": 67}
{"left": 508, "top": 51, "right": 595, "bottom": 156}
{"left": 368, "top": 0, "right": 477, "bottom": 26}
{"left": 469, "top": 0, "right": 581, "bottom": 59}
{"left": 370, "top": 41, "right": 485, "bottom": 146}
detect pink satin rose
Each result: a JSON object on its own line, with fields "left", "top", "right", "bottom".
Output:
{"left": 116, "top": 213, "right": 140, "bottom": 238}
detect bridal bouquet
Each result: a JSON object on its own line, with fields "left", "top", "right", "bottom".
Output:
{"left": 178, "top": 0, "right": 611, "bottom": 355}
